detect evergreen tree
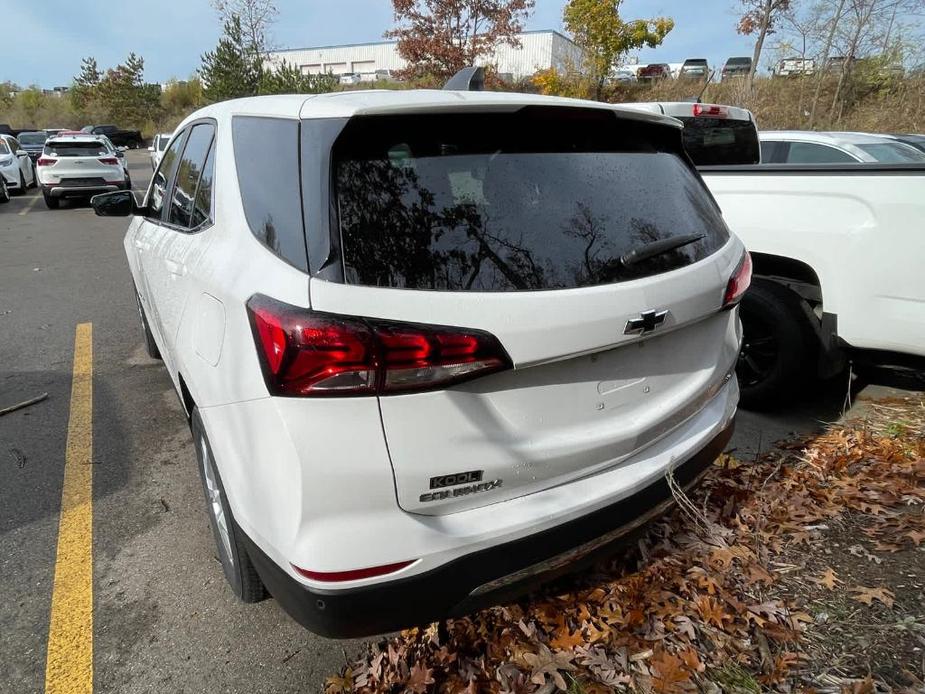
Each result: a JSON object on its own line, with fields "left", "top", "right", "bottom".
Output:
{"left": 259, "top": 59, "right": 338, "bottom": 94}
{"left": 200, "top": 15, "right": 262, "bottom": 102}
{"left": 70, "top": 57, "right": 101, "bottom": 118}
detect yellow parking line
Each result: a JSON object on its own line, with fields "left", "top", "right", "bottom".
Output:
{"left": 18, "top": 194, "right": 41, "bottom": 216}
{"left": 45, "top": 322, "right": 94, "bottom": 694}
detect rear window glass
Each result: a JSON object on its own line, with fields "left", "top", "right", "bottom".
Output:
{"left": 857, "top": 143, "right": 925, "bottom": 163}
{"left": 45, "top": 140, "right": 108, "bottom": 157}
{"left": 333, "top": 109, "right": 728, "bottom": 292}
{"left": 18, "top": 133, "right": 47, "bottom": 145}
{"left": 678, "top": 117, "right": 760, "bottom": 165}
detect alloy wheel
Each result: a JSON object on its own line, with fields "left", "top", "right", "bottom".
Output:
{"left": 200, "top": 435, "right": 234, "bottom": 567}
{"left": 737, "top": 313, "right": 779, "bottom": 388}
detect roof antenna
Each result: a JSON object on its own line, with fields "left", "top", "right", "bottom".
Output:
{"left": 443, "top": 66, "right": 485, "bottom": 91}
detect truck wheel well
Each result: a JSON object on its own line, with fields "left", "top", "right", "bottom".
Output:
{"left": 749, "top": 252, "right": 821, "bottom": 291}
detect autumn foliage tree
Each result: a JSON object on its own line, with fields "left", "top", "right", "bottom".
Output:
{"left": 563, "top": 0, "right": 674, "bottom": 99}
{"left": 736, "top": 0, "right": 794, "bottom": 83}
{"left": 386, "top": 0, "right": 535, "bottom": 82}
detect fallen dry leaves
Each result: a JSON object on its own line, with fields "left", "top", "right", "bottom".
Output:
{"left": 326, "top": 396, "right": 925, "bottom": 693}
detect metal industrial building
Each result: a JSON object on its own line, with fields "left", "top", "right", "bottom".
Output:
{"left": 265, "top": 30, "right": 582, "bottom": 82}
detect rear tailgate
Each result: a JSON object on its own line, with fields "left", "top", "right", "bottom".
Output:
{"left": 310, "top": 106, "right": 743, "bottom": 515}
{"left": 41, "top": 139, "right": 122, "bottom": 185}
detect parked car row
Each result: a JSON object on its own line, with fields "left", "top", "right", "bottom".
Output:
{"left": 626, "top": 57, "right": 754, "bottom": 84}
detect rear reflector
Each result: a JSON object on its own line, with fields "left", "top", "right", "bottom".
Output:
{"left": 36, "top": 157, "right": 56, "bottom": 166}
{"left": 292, "top": 560, "right": 415, "bottom": 583}
{"left": 693, "top": 103, "right": 729, "bottom": 118}
{"left": 246, "top": 294, "right": 512, "bottom": 397}
{"left": 723, "top": 251, "right": 752, "bottom": 308}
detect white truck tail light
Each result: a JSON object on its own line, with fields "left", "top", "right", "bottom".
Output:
{"left": 723, "top": 251, "right": 752, "bottom": 308}
{"left": 246, "top": 294, "right": 512, "bottom": 397}
{"left": 693, "top": 104, "right": 729, "bottom": 118}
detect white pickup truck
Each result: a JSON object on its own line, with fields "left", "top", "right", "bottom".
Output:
{"left": 624, "top": 101, "right": 925, "bottom": 407}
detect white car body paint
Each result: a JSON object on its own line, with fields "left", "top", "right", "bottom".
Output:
{"left": 123, "top": 90, "right": 742, "bottom": 623}
{"left": 0, "top": 134, "right": 36, "bottom": 191}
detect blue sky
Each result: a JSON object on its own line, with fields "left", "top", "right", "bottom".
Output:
{"left": 4, "top": 0, "right": 757, "bottom": 88}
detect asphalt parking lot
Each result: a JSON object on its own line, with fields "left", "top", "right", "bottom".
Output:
{"left": 0, "top": 150, "right": 861, "bottom": 694}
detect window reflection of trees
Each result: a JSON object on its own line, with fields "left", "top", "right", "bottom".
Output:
{"left": 336, "top": 154, "right": 720, "bottom": 291}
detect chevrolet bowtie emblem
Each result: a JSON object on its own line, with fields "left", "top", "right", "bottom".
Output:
{"left": 624, "top": 309, "right": 669, "bottom": 335}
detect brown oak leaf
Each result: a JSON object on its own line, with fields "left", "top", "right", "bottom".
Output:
{"left": 850, "top": 586, "right": 895, "bottom": 608}
{"left": 406, "top": 661, "right": 434, "bottom": 693}
{"left": 811, "top": 567, "right": 841, "bottom": 590}
{"left": 522, "top": 643, "right": 576, "bottom": 691}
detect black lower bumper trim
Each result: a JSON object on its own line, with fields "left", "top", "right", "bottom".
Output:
{"left": 241, "top": 418, "right": 735, "bottom": 639}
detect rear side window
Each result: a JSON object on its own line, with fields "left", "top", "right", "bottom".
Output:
{"left": 785, "top": 142, "right": 857, "bottom": 164}
{"left": 168, "top": 123, "right": 215, "bottom": 229}
{"left": 678, "top": 117, "right": 760, "bottom": 165}
{"left": 148, "top": 130, "right": 188, "bottom": 220}
{"left": 232, "top": 116, "right": 307, "bottom": 271}
{"left": 333, "top": 109, "right": 728, "bottom": 292}
{"left": 44, "top": 140, "right": 108, "bottom": 157}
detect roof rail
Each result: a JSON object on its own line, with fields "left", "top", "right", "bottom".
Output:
{"left": 443, "top": 66, "right": 485, "bottom": 91}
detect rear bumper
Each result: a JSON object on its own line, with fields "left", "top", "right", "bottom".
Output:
{"left": 243, "top": 418, "right": 734, "bottom": 638}
{"left": 42, "top": 183, "right": 122, "bottom": 198}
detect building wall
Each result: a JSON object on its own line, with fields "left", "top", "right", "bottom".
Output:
{"left": 265, "top": 31, "right": 581, "bottom": 81}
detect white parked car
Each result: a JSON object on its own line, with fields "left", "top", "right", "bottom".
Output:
{"left": 0, "top": 134, "right": 38, "bottom": 195}
{"left": 148, "top": 132, "right": 173, "bottom": 170}
{"left": 37, "top": 134, "right": 130, "bottom": 209}
{"left": 92, "top": 87, "right": 747, "bottom": 637}
{"left": 759, "top": 130, "right": 925, "bottom": 164}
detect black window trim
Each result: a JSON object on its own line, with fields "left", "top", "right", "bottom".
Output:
{"left": 146, "top": 117, "right": 217, "bottom": 235}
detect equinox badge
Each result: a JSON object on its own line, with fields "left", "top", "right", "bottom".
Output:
{"left": 624, "top": 309, "right": 669, "bottom": 336}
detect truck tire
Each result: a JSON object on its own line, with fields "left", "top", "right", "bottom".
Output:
{"left": 737, "top": 279, "right": 816, "bottom": 409}
{"left": 191, "top": 407, "right": 267, "bottom": 604}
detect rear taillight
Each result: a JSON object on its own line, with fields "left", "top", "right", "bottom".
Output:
{"left": 98, "top": 157, "right": 119, "bottom": 165}
{"left": 693, "top": 103, "right": 729, "bottom": 118}
{"left": 246, "top": 294, "right": 512, "bottom": 397}
{"left": 723, "top": 251, "right": 752, "bottom": 308}
{"left": 36, "top": 157, "right": 56, "bottom": 166}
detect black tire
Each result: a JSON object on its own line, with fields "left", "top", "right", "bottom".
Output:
{"left": 28, "top": 164, "right": 37, "bottom": 189}
{"left": 133, "top": 289, "right": 161, "bottom": 359}
{"left": 43, "top": 192, "right": 59, "bottom": 209}
{"left": 0, "top": 178, "right": 9, "bottom": 203}
{"left": 15, "top": 172, "right": 26, "bottom": 195}
{"left": 191, "top": 408, "right": 267, "bottom": 603}
{"left": 737, "top": 279, "right": 817, "bottom": 409}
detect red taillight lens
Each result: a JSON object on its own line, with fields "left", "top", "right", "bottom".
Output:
{"left": 246, "top": 295, "right": 512, "bottom": 397}
{"left": 693, "top": 103, "right": 729, "bottom": 118}
{"left": 36, "top": 157, "right": 56, "bottom": 166}
{"left": 723, "top": 251, "right": 752, "bottom": 308}
{"left": 98, "top": 157, "right": 119, "bottom": 165}
{"left": 292, "top": 559, "right": 415, "bottom": 583}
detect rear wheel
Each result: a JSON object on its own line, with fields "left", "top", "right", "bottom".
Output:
{"left": 191, "top": 408, "right": 267, "bottom": 603}
{"left": 15, "top": 172, "right": 26, "bottom": 195}
{"left": 737, "top": 279, "right": 816, "bottom": 409}
{"left": 43, "top": 192, "right": 59, "bottom": 209}
{"left": 134, "top": 289, "right": 161, "bottom": 359}
{"left": 0, "top": 177, "right": 9, "bottom": 203}
{"left": 28, "top": 163, "right": 37, "bottom": 188}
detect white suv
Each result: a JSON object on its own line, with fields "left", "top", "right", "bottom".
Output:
{"left": 92, "top": 88, "right": 747, "bottom": 637}
{"left": 37, "top": 134, "right": 130, "bottom": 208}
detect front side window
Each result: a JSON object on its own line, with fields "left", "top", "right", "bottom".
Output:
{"left": 148, "top": 129, "right": 188, "bottom": 220}
{"left": 785, "top": 142, "right": 857, "bottom": 164}
{"left": 333, "top": 109, "right": 729, "bottom": 292}
{"left": 168, "top": 123, "right": 215, "bottom": 229}
{"left": 0, "top": 140, "right": 9, "bottom": 155}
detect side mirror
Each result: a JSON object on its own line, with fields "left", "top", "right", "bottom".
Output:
{"left": 118, "top": 145, "right": 128, "bottom": 152}
{"left": 115, "top": 150, "right": 125, "bottom": 158}
{"left": 16, "top": 149, "right": 28, "bottom": 157}
{"left": 147, "top": 146, "right": 154, "bottom": 152}
{"left": 91, "top": 190, "right": 139, "bottom": 217}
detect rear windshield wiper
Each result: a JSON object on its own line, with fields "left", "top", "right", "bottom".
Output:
{"left": 620, "top": 233, "right": 706, "bottom": 268}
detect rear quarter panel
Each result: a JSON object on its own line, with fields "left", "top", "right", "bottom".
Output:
{"left": 703, "top": 169, "right": 925, "bottom": 356}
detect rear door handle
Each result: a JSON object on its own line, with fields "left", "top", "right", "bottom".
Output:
{"left": 165, "top": 260, "right": 185, "bottom": 276}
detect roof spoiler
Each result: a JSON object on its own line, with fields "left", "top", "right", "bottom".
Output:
{"left": 443, "top": 66, "right": 485, "bottom": 91}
